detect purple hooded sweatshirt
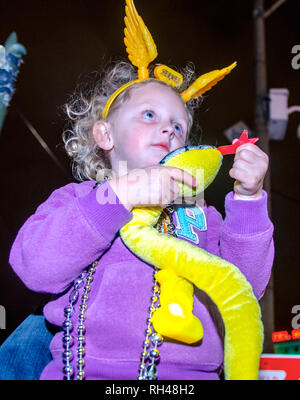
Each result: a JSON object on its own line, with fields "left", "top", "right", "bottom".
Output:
{"left": 9, "top": 180, "right": 274, "bottom": 380}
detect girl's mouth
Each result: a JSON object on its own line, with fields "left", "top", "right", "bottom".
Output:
{"left": 152, "top": 143, "right": 169, "bottom": 152}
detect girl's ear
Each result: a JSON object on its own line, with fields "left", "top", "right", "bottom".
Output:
{"left": 92, "top": 121, "right": 114, "bottom": 150}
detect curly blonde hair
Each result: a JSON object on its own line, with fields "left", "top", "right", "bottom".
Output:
{"left": 62, "top": 61, "right": 203, "bottom": 182}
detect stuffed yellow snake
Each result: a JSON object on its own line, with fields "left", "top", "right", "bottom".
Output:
{"left": 119, "top": 141, "right": 264, "bottom": 380}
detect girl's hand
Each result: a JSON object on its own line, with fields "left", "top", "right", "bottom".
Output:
{"left": 109, "top": 166, "right": 197, "bottom": 211}
{"left": 229, "top": 141, "right": 269, "bottom": 201}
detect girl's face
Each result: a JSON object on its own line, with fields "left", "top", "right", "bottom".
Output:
{"left": 107, "top": 82, "right": 189, "bottom": 175}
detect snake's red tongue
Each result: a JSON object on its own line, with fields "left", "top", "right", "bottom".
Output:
{"left": 217, "top": 130, "right": 259, "bottom": 155}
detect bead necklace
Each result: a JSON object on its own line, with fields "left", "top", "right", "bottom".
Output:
{"left": 137, "top": 205, "right": 176, "bottom": 380}
{"left": 62, "top": 262, "right": 97, "bottom": 380}
{"left": 61, "top": 179, "right": 177, "bottom": 380}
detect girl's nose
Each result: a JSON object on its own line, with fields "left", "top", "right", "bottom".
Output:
{"left": 161, "top": 123, "right": 175, "bottom": 138}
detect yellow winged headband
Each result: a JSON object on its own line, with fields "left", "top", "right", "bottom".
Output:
{"left": 102, "top": 0, "right": 237, "bottom": 119}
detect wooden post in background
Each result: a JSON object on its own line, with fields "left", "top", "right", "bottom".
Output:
{"left": 253, "top": 0, "right": 274, "bottom": 353}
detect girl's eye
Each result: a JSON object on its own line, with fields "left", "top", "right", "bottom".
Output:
{"left": 143, "top": 111, "right": 155, "bottom": 120}
{"left": 174, "top": 124, "right": 182, "bottom": 134}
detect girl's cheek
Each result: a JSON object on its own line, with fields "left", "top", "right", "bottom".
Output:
{"left": 127, "top": 132, "right": 148, "bottom": 150}
{"left": 173, "top": 136, "right": 185, "bottom": 149}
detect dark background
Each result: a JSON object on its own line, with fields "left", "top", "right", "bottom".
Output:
{"left": 0, "top": 0, "right": 299, "bottom": 345}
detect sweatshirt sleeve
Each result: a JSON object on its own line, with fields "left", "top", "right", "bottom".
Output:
{"left": 205, "top": 190, "right": 274, "bottom": 300}
{"left": 9, "top": 180, "right": 133, "bottom": 294}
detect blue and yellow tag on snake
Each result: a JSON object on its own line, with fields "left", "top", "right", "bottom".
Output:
{"left": 173, "top": 204, "right": 207, "bottom": 244}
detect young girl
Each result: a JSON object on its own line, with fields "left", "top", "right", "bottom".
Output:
{"left": 7, "top": 0, "right": 274, "bottom": 380}
{"left": 8, "top": 60, "right": 274, "bottom": 380}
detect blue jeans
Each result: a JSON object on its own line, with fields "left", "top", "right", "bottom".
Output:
{"left": 0, "top": 312, "right": 56, "bottom": 380}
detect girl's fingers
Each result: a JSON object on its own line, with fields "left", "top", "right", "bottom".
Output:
{"left": 165, "top": 167, "right": 197, "bottom": 187}
{"left": 236, "top": 143, "right": 269, "bottom": 160}
{"left": 232, "top": 159, "right": 252, "bottom": 172}
{"left": 229, "top": 167, "right": 248, "bottom": 182}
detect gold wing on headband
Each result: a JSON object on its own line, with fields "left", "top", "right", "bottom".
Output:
{"left": 124, "top": 0, "right": 158, "bottom": 80}
{"left": 180, "top": 62, "right": 237, "bottom": 102}
{"left": 102, "top": 0, "right": 237, "bottom": 119}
